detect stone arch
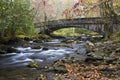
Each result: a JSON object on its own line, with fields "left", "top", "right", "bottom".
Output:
{"left": 42, "top": 24, "right": 103, "bottom": 35}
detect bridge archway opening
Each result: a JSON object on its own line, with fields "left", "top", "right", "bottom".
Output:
{"left": 51, "top": 27, "right": 99, "bottom": 37}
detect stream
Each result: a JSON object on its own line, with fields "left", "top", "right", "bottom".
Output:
{"left": 2, "top": 35, "right": 119, "bottom": 80}
{"left": 0, "top": 38, "right": 89, "bottom": 69}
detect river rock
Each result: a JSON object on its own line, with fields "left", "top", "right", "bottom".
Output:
{"left": 85, "top": 41, "right": 95, "bottom": 53}
{"left": 33, "top": 39, "right": 42, "bottom": 43}
{"left": 85, "top": 52, "right": 104, "bottom": 64}
{"left": 27, "top": 62, "right": 38, "bottom": 68}
{"left": 31, "top": 45, "right": 41, "bottom": 49}
{"left": 65, "top": 40, "right": 76, "bottom": 43}
{"left": 91, "top": 35, "right": 103, "bottom": 42}
{"left": 0, "top": 50, "right": 6, "bottom": 54}
{"left": 42, "top": 47, "right": 49, "bottom": 50}
{"left": 53, "top": 43, "right": 71, "bottom": 47}
{"left": 0, "top": 45, "right": 19, "bottom": 54}
{"left": 53, "top": 60, "right": 67, "bottom": 73}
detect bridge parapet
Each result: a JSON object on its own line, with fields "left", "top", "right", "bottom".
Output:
{"left": 34, "top": 17, "right": 120, "bottom": 35}
{"left": 35, "top": 17, "right": 118, "bottom": 28}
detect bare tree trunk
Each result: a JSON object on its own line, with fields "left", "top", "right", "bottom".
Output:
{"left": 43, "top": 0, "right": 47, "bottom": 34}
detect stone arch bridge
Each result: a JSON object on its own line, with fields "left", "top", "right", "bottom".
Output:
{"left": 34, "top": 17, "right": 120, "bottom": 36}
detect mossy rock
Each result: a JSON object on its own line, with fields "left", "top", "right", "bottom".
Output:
{"left": 7, "top": 47, "right": 19, "bottom": 53}
{"left": 36, "top": 74, "right": 47, "bottom": 80}
{"left": 65, "top": 40, "right": 75, "bottom": 43}
{"left": 53, "top": 60, "right": 68, "bottom": 73}
{"left": 0, "top": 49, "right": 6, "bottom": 54}
{"left": 0, "top": 45, "right": 19, "bottom": 54}
{"left": 42, "top": 47, "right": 49, "bottom": 50}
{"left": 27, "top": 62, "right": 38, "bottom": 68}
{"left": 31, "top": 45, "right": 41, "bottom": 49}
{"left": 38, "top": 34, "right": 50, "bottom": 39}
{"left": 33, "top": 39, "right": 42, "bottom": 43}
{"left": 53, "top": 64, "right": 67, "bottom": 73}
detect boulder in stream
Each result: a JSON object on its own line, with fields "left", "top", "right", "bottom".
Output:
{"left": 42, "top": 47, "right": 49, "bottom": 50}
{"left": 31, "top": 45, "right": 41, "bottom": 49}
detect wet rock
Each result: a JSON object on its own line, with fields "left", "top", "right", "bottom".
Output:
{"left": 85, "top": 41, "right": 95, "bottom": 53}
{"left": 27, "top": 62, "right": 38, "bottom": 68}
{"left": 33, "top": 39, "right": 42, "bottom": 43}
{"left": 53, "top": 43, "right": 71, "bottom": 47}
{"left": 42, "top": 47, "right": 49, "bottom": 50}
{"left": 0, "top": 45, "right": 19, "bottom": 54}
{"left": 31, "top": 45, "right": 41, "bottom": 49}
{"left": 24, "top": 37, "right": 32, "bottom": 41}
{"left": 91, "top": 35, "right": 103, "bottom": 42}
{"left": 37, "top": 34, "right": 50, "bottom": 41}
{"left": 7, "top": 47, "right": 19, "bottom": 53}
{"left": 65, "top": 40, "right": 75, "bottom": 43}
{"left": 0, "top": 50, "right": 6, "bottom": 54}
{"left": 86, "top": 41, "right": 95, "bottom": 47}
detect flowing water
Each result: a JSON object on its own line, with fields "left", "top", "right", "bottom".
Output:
{"left": 0, "top": 38, "right": 87, "bottom": 68}
{"left": 0, "top": 35, "right": 105, "bottom": 80}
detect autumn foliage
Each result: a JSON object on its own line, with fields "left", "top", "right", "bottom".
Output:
{"left": 62, "top": 0, "right": 114, "bottom": 19}
{"left": 62, "top": 0, "right": 85, "bottom": 19}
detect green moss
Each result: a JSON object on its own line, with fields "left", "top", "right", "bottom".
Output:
{"left": 36, "top": 74, "right": 47, "bottom": 80}
{"left": 0, "top": 49, "right": 6, "bottom": 54}
{"left": 115, "top": 32, "right": 120, "bottom": 41}
{"left": 53, "top": 61, "right": 68, "bottom": 73}
{"left": 52, "top": 28, "right": 98, "bottom": 37}
{"left": 27, "top": 62, "right": 38, "bottom": 68}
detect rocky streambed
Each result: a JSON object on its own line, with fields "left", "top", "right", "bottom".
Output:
{"left": 0, "top": 36, "right": 120, "bottom": 80}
